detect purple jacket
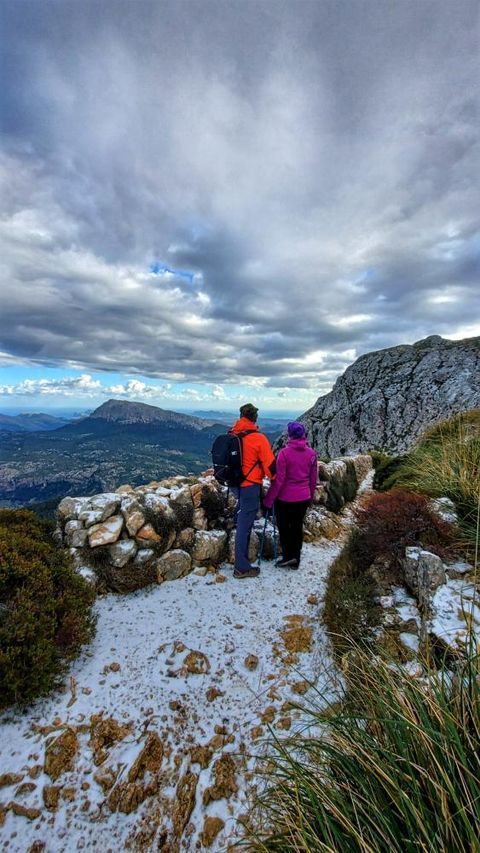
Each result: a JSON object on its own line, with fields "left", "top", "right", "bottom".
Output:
{"left": 263, "top": 438, "right": 317, "bottom": 506}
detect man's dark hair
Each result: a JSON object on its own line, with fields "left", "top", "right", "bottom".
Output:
{"left": 239, "top": 403, "right": 258, "bottom": 423}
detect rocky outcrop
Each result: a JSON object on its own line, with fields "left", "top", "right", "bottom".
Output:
{"left": 291, "top": 335, "right": 480, "bottom": 457}
{"left": 57, "top": 457, "right": 372, "bottom": 592}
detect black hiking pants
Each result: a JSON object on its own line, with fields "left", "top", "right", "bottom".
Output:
{"left": 274, "top": 499, "right": 310, "bottom": 564}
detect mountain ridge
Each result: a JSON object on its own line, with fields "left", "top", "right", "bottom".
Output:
{"left": 294, "top": 334, "right": 480, "bottom": 457}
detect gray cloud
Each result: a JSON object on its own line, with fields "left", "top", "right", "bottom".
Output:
{"left": 0, "top": 0, "right": 478, "bottom": 393}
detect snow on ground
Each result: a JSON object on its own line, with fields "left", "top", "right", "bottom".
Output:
{"left": 0, "top": 540, "right": 343, "bottom": 852}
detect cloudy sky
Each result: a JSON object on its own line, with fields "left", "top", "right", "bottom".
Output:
{"left": 0, "top": 0, "right": 478, "bottom": 413}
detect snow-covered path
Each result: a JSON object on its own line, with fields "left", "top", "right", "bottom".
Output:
{"left": 0, "top": 540, "right": 343, "bottom": 852}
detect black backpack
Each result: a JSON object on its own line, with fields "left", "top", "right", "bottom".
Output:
{"left": 211, "top": 429, "right": 259, "bottom": 487}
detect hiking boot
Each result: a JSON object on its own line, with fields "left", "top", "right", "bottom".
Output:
{"left": 276, "top": 558, "right": 299, "bottom": 569}
{"left": 233, "top": 567, "right": 260, "bottom": 579}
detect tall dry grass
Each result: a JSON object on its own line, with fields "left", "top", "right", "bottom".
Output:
{"left": 247, "top": 639, "right": 480, "bottom": 853}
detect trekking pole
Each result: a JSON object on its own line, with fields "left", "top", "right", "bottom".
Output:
{"left": 257, "top": 509, "right": 269, "bottom": 568}
{"left": 272, "top": 504, "right": 278, "bottom": 564}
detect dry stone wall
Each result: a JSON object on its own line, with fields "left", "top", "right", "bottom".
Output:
{"left": 57, "top": 456, "right": 372, "bottom": 592}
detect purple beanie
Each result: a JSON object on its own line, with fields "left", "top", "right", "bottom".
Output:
{"left": 287, "top": 421, "right": 306, "bottom": 439}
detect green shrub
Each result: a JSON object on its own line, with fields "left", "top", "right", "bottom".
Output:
{"left": 0, "top": 509, "right": 95, "bottom": 709}
{"left": 247, "top": 638, "right": 480, "bottom": 852}
{"left": 370, "top": 450, "right": 408, "bottom": 491}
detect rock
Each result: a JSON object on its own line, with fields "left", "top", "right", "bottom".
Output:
{"left": 8, "top": 802, "right": 41, "bottom": 820}
{"left": 307, "top": 594, "right": 319, "bottom": 605}
{"left": 44, "top": 729, "right": 79, "bottom": 781}
{"left": 14, "top": 782, "right": 36, "bottom": 796}
{"left": 244, "top": 654, "right": 259, "bottom": 671}
{"left": 57, "top": 496, "right": 87, "bottom": 521}
{"left": 250, "top": 726, "right": 264, "bottom": 741}
{"left": 228, "top": 530, "right": 259, "bottom": 564}
{"left": 88, "top": 515, "right": 124, "bottom": 547}
{"left": 445, "top": 560, "right": 474, "bottom": 579}
{"left": 303, "top": 508, "right": 341, "bottom": 541}
{"left": 64, "top": 520, "right": 87, "bottom": 548}
{"left": 193, "top": 507, "right": 208, "bottom": 530}
{"left": 78, "top": 508, "right": 105, "bottom": 527}
{"left": 172, "top": 772, "right": 198, "bottom": 839}
{"left": 156, "top": 549, "right": 191, "bottom": 582}
{"left": 43, "top": 785, "right": 61, "bottom": 811}
{"left": 128, "top": 732, "right": 163, "bottom": 781}
{"left": 193, "top": 529, "right": 228, "bottom": 564}
{"left": 260, "top": 706, "right": 276, "bottom": 724}
{"left": 203, "top": 753, "right": 238, "bottom": 805}
{"left": 181, "top": 650, "right": 211, "bottom": 675}
{"left": 190, "top": 745, "right": 213, "bottom": 769}
{"left": 430, "top": 497, "right": 458, "bottom": 524}
{"left": 90, "top": 717, "right": 131, "bottom": 766}
{"left": 108, "top": 540, "right": 137, "bottom": 567}
{"left": 403, "top": 547, "right": 447, "bottom": 607}
{"left": 291, "top": 680, "right": 309, "bottom": 695}
{"left": 136, "top": 523, "right": 162, "bottom": 543}
{"left": 284, "top": 335, "right": 480, "bottom": 457}
{"left": 93, "top": 766, "right": 118, "bottom": 794}
{"left": 206, "top": 687, "right": 224, "bottom": 702}
{"left": 194, "top": 566, "right": 208, "bottom": 577}
{"left": 89, "top": 493, "right": 121, "bottom": 521}
{"left": 116, "top": 484, "right": 134, "bottom": 494}
{"left": 200, "top": 816, "right": 225, "bottom": 847}
{"left": 399, "top": 632, "right": 420, "bottom": 654}
{"left": 108, "top": 779, "right": 159, "bottom": 814}
{"left": 0, "top": 773, "right": 24, "bottom": 787}
{"left": 134, "top": 548, "right": 155, "bottom": 565}
{"left": 174, "top": 526, "right": 196, "bottom": 553}
{"left": 121, "top": 498, "right": 145, "bottom": 536}
{"left": 275, "top": 716, "right": 292, "bottom": 731}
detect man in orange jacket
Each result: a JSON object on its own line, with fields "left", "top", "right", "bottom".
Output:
{"left": 232, "top": 403, "right": 276, "bottom": 578}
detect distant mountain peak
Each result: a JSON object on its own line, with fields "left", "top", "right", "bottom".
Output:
{"left": 89, "top": 399, "right": 214, "bottom": 428}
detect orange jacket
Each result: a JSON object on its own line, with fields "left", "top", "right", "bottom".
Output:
{"left": 231, "top": 417, "right": 276, "bottom": 487}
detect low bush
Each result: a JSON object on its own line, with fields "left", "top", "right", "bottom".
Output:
{"left": 248, "top": 637, "right": 480, "bottom": 852}
{"left": 353, "top": 488, "right": 455, "bottom": 572}
{"left": 324, "top": 490, "right": 455, "bottom": 656}
{"left": 370, "top": 450, "right": 407, "bottom": 491}
{"left": 0, "top": 509, "right": 95, "bottom": 709}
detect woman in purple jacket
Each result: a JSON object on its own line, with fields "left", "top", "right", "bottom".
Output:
{"left": 263, "top": 422, "right": 318, "bottom": 569}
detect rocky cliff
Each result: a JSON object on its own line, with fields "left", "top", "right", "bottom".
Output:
{"left": 296, "top": 335, "right": 480, "bottom": 457}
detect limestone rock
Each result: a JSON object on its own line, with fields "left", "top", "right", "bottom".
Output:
{"left": 134, "top": 548, "right": 155, "bottom": 566}
{"left": 136, "top": 523, "right": 162, "bottom": 543}
{"left": 64, "top": 520, "right": 87, "bottom": 548}
{"left": 172, "top": 771, "right": 198, "bottom": 839}
{"left": 108, "top": 540, "right": 137, "bottom": 567}
{"left": 44, "top": 729, "right": 79, "bottom": 781}
{"left": 403, "top": 547, "right": 447, "bottom": 608}
{"left": 43, "top": 785, "right": 61, "bottom": 811}
{"left": 89, "top": 493, "right": 121, "bottom": 521}
{"left": 107, "top": 778, "right": 159, "bottom": 814}
{"left": 127, "top": 732, "right": 163, "bottom": 781}
{"left": 200, "top": 816, "right": 225, "bottom": 847}
{"left": 121, "top": 498, "right": 145, "bottom": 536}
{"left": 57, "top": 496, "right": 87, "bottom": 521}
{"left": 8, "top": 802, "right": 41, "bottom": 820}
{"left": 193, "top": 507, "right": 208, "bottom": 530}
{"left": 193, "top": 530, "right": 227, "bottom": 564}
{"left": 182, "top": 650, "right": 211, "bottom": 675}
{"left": 244, "top": 654, "right": 259, "bottom": 671}
{"left": 284, "top": 335, "right": 480, "bottom": 457}
{"left": 88, "top": 515, "right": 123, "bottom": 547}
{"left": 0, "top": 773, "right": 24, "bottom": 787}
{"left": 156, "top": 549, "right": 191, "bottom": 582}
{"left": 202, "top": 753, "right": 238, "bottom": 805}
{"left": 90, "top": 717, "right": 131, "bottom": 766}
{"left": 228, "top": 530, "right": 259, "bottom": 564}
{"left": 174, "top": 527, "right": 196, "bottom": 553}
